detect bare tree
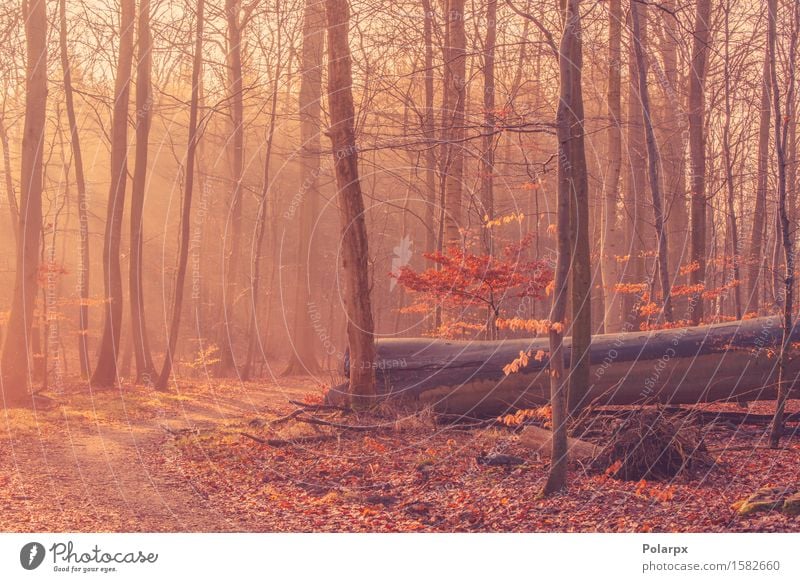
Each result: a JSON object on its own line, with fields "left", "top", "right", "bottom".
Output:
{"left": 441, "top": 0, "right": 465, "bottom": 245}
{"left": 91, "top": 0, "right": 135, "bottom": 387}
{"left": 157, "top": 0, "right": 205, "bottom": 391}
{"left": 282, "top": 0, "right": 324, "bottom": 376}
{"left": 544, "top": 0, "right": 586, "bottom": 495}
{"left": 325, "top": 0, "right": 376, "bottom": 409}
{"left": 600, "top": 0, "right": 623, "bottom": 334}
{"left": 480, "top": 0, "right": 497, "bottom": 255}
{"left": 769, "top": 0, "right": 798, "bottom": 447}
{"left": 217, "top": 0, "right": 251, "bottom": 375}
{"left": 748, "top": 50, "right": 771, "bottom": 315}
{"left": 688, "top": 0, "right": 711, "bottom": 325}
{"left": 59, "top": 0, "right": 91, "bottom": 378}
{"left": 722, "top": 0, "right": 742, "bottom": 320}
{"left": 630, "top": 1, "right": 672, "bottom": 323}
{"left": 130, "top": 0, "right": 156, "bottom": 384}
{"left": 1, "top": 0, "right": 46, "bottom": 406}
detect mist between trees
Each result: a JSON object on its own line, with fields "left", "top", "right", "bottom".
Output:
{"left": 0, "top": 0, "right": 798, "bottom": 446}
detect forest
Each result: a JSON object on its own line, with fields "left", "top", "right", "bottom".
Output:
{"left": 1, "top": 0, "right": 800, "bottom": 533}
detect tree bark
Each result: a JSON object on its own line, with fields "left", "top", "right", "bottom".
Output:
{"left": 91, "top": 0, "right": 135, "bottom": 387}
{"left": 421, "top": 0, "right": 436, "bottom": 258}
{"left": 624, "top": 6, "right": 647, "bottom": 330}
{"left": 631, "top": 1, "right": 672, "bottom": 323}
{"left": 156, "top": 0, "right": 204, "bottom": 390}
{"left": 325, "top": 0, "right": 376, "bottom": 409}
{"left": 217, "top": 0, "right": 246, "bottom": 375}
{"left": 769, "top": 0, "right": 797, "bottom": 448}
{"left": 1, "top": 0, "right": 47, "bottom": 406}
{"left": 688, "top": 0, "right": 711, "bottom": 325}
{"left": 600, "top": 0, "right": 623, "bottom": 334}
{"left": 545, "top": 0, "right": 586, "bottom": 496}
{"left": 282, "top": 0, "right": 324, "bottom": 376}
{"left": 0, "top": 118, "right": 19, "bottom": 247}
{"left": 129, "top": 0, "right": 156, "bottom": 384}
{"left": 722, "top": 0, "right": 742, "bottom": 320}
{"left": 441, "top": 0, "right": 465, "bottom": 245}
{"left": 334, "top": 316, "right": 800, "bottom": 416}
{"left": 659, "top": 0, "right": 689, "bottom": 294}
{"left": 59, "top": 0, "right": 91, "bottom": 379}
{"left": 245, "top": 5, "right": 285, "bottom": 380}
{"left": 748, "top": 51, "right": 771, "bottom": 316}
{"left": 480, "top": 0, "right": 497, "bottom": 255}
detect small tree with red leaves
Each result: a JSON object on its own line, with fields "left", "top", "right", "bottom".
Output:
{"left": 393, "top": 236, "right": 552, "bottom": 339}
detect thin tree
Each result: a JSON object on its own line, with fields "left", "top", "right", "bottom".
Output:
{"left": 0, "top": 116, "right": 19, "bottom": 247}
{"left": 544, "top": 0, "right": 586, "bottom": 496}
{"left": 156, "top": 0, "right": 205, "bottom": 391}
{"left": 421, "top": 0, "right": 436, "bottom": 258}
{"left": 282, "top": 0, "right": 323, "bottom": 377}
{"left": 441, "top": 0, "right": 465, "bottom": 245}
{"left": 688, "top": 0, "right": 711, "bottom": 325}
{"left": 748, "top": 49, "right": 771, "bottom": 315}
{"left": 659, "top": 0, "right": 688, "bottom": 291}
{"left": 325, "top": 0, "right": 376, "bottom": 409}
{"left": 91, "top": 0, "right": 136, "bottom": 387}
{"left": 630, "top": 1, "right": 672, "bottom": 323}
{"left": 600, "top": 0, "right": 623, "bottom": 334}
{"left": 59, "top": 0, "right": 91, "bottom": 378}
{"left": 1, "top": 0, "right": 46, "bottom": 406}
{"left": 217, "top": 0, "right": 252, "bottom": 375}
{"left": 129, "top": 0, "right": 156, "bottom": 384}
{"left": 245, "top": 1, "right": 286, "bottom": 379}
{"left": 624, "top": 4, "right": 647, "bottom": 329}
{"left": 769, "top": 0, "right": 797, "bottom": 448}
{"left": 721, "top": 0, "right": 742, "bottom": 320}
{"left": 480, "top": 0, "right": 497, "bottom": 255}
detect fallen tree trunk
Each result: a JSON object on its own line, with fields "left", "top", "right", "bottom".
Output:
{"left": 327, "top": 317, "right": 800, "bottom": 416}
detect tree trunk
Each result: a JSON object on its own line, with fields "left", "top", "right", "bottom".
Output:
{"left": 600, "top": 0, "right": 623, "bottom": 334}
{"left": 769, "top": 0, "right": 797, "bottom": 447}
{"left": 245, "top": 5, "right": 284, "bottom": 380}
{"left": 325, "top": 0, "right": 376, "bottom": 409}
{"left": 722, "top": 0, "right": 742, "bottom": 320}
{"left": 688, "top": 0, "right": 711, "bottom": 325}
{"left": 91, "top": 0, "right": 135, "bottom": 387}
{"left": 545, "top": 0, "right": 586, "bottom": 496}
{"left": 624, "top": 6, "right": 647, "bottom": 330}
{"left": 631, "top": 2, "right": 672, "bottom": 323}
{"left": 59, "top": 0, "right": 91, "bottom": 379}
{"left": 156, "top": 0, "right": 204, "bottom": 391}
{"left": 748, "top": 52, "right": 771, "bottom": 316}
{"left": 421, "top": 0, "right": 436, "bottom": 258}
{"left": 480, "top": 0, "right": 497, "bottom": 255}
{"left": 1, "top": 0, "right": 47, "bottom": 406}
{"left": 217, "top": 0, "right": 246, "bottom": 375}
{"left": 282, "top": 0, "right": 324, "bottom": 376}
{"left": 0, "top": 118, "right": 19, "bottom": 247}
{"left": 129, "top": 0, "right": 156, "bottom": 384}
{"left": 441, "top": 0, "right": 465, "bottom": 245}
{"left": 659, "top": 0, "right": 689, "bottom": 293}
{"left": 335, "top": 316, "right": 800, "bottom": 416}
{"left": 567, "top": 6, "right": 591, "bottom": 415}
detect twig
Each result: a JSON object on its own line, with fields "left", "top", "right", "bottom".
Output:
{"left": 287, "top": 399, "right": 351, "bottom": 413}
{"left": 240, "top": 431, "right": 337, "bottom": 447}
{"left": 295, "top": 414, "right": 377, "bottom": 431}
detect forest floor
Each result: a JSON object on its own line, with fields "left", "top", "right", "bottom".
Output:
{"left": 1, "top": 378, "right": 800, "bottom": 532}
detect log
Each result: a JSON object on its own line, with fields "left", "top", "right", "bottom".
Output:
{"left": 327, "top": 316, "right": 800, "bottom": 416}
{"left": 518, "top": 425, "right": 600, "bottom": 461}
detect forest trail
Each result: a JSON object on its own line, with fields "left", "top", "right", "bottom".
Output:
{"left": 0, "top": 378, "right": 320, "bottom": 532}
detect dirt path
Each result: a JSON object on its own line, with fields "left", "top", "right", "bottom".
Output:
{"left": 0, "top": 379, "right": 317, "bottom": 532}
